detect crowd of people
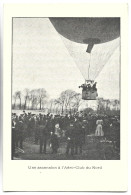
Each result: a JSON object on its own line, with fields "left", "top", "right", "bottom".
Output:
{"left": 12, "top": 111, "right": 120, "bottom": 159}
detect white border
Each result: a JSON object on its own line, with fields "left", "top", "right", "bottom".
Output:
{"left": 1, "top": 1, "right": 130, "bottom": 194}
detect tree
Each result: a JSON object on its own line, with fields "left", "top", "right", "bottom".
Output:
{"left": 23, "top": 88, "right": 30, "bottom": 110}
{"left": 114, "top": 99, "right": 120, "bottom": 110}
{"left": 55, "top": 97, "right": 65, "bottom": 114}
{"left": 72, "top": 93, "right": 83, "bottom": 112}
{"left": 106, "top": 99, "right": 111, "bottom": 110}
{"left": 15, "top": 91, "right": 22, "bottom": 109}
{"left": 97, "top": 98, "right": 105, "bottom": 113}
{"left": 37, "top": 88, "right": 47, "bottom": 110}
{"left": 60, "top": 90, "right": 76, "bottom": 114}
{"left": 48, "top": 99, "right": 56, "bottom": 113}
{"left": 29, "top": 89, "right": 38, "bottom": 110}
{"left": 12, "top": 92, "right": 18, "bottom": 109}
{"left": 41, "top": 99, "right": 48, "bottom": 111}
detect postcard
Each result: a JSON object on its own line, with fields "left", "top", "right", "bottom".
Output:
{"left": 3, "top": 3, "right": 128, "bottom": 191}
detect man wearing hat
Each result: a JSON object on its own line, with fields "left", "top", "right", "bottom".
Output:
{"left": 65, "top": 120, "right": 75, "bottom": 155}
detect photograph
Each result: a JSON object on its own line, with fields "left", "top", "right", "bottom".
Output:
{"left": 11, "top": 17, "right": 120, "bottom": 160}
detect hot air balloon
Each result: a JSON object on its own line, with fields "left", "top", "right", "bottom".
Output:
{"left": 49, "top": 18, "right": 120, "bottom": 100}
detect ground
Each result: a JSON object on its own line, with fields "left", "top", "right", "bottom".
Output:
{"left": 14, "top": 135, "right": 120, "bottom": 160}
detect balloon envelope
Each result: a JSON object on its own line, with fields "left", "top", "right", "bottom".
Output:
{"left": 49, "top": 17, "right": 120, "bottom": 81}
{"left": 49, "top": 18, "right": 120, "bottom": 45}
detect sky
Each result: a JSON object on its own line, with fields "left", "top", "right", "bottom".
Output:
{"left": 13, "top": 18, "right": 120, "bottom": 100}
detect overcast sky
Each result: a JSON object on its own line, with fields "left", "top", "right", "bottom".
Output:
{"left": 13, "top": 18, "right": 120, "bottom": 100}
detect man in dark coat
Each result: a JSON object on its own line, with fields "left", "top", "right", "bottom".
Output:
{"left": 65, "top": 120, "right": 75, "bottom": 155}
{"left": 34, "top": 117, "right": 40, "bottom": 145}
{"left": 15, "top": 118, "right": 24, "bottom": 149}
{"left": 12, "top": 120, "right": 16, "bottom": 159}
{"left": 39, "top": 119, "right": 49, "bottom": 154}
{"left": 50, "top": 133, "right": 59, "bottom": 154}
{"left": 81, "top": 119, "right": 87, "bottom": 144}
{"left": 74, "top": 118, "right": 83, "bottom": 155}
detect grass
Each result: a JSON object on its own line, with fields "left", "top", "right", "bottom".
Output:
{"left": 14, "top": 135, "right": 120, "bottom": 160}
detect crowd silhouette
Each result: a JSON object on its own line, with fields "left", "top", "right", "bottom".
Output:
{"left": 12, "top": 111, "right": 120, "bottom": 159}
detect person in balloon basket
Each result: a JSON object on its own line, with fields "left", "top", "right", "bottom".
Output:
{"left": 92, "top": 82, "right": 97, "bottom": 91}
{"left": 79, "top": 83, "right": 87, "bottom": 90}
{"left": 79, "top": 81, "right": 97, "bottom": 92}
{"left": 65, "top": 120, "right": 75, "bottom": 155}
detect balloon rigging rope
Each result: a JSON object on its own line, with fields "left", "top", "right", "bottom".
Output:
{"left": 94, "top": 45, "right": 119, "bottom": 80}
{"left": 57, "top": 36, "right": 86, "bottom": 79}
{"left": 50, "top": 21, "right": 87, "bottom": 80}
{"left": 88, "top": 53, "right": 91, "bottom": 80}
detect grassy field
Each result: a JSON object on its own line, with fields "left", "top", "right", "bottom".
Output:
{"left": 14, "top": 135, "right": 120, "bottom": 160}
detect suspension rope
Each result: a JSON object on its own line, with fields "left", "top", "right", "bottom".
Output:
{"left": 50, "top": 19, "right": 90, "bottom": 80}
{"left": 94, "top": 44, "right": 119, "bottom": 80}
{"left": 88, "top": 53, "right": 92, "bottom": 80}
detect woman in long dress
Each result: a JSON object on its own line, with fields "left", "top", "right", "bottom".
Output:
{"left": 95, "top": 120, "right": 104, "bottom": 137}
